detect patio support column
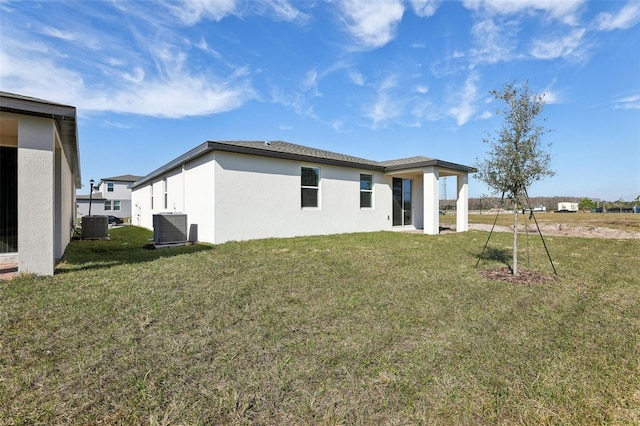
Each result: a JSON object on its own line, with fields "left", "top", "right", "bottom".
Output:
{"left": 423, "top": 166, "right": 439, "bottom": 235}
{"left": 18, "top": 116, "right": 56, "bottom": 275}
{"left": 456, "top": 173, "right": 469, "bottom": 232}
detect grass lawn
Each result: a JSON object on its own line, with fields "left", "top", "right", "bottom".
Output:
{"left": 2, "top": 225, "right": 639, "bottom": 424}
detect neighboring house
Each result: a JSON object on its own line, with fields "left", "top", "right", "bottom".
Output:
{"left": 77, "top": 174, "right": 142, "bottom": 218}
{"left": 131, "top": 140, "right": 476, "bottom": 245}
{"left": 557, "top": 202, "right": 579, "bottom": 212}
{"left": 0, "top": 92, "right": 81, "bottom": 275}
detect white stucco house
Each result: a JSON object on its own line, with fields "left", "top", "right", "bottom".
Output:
{"left": 77, "top": 174, "right": 142, "bottom": 219}
{"left": 0, "top": 92, "right": 81, "bottom": 275}
{"left": 131, "top": 140, "right": 476, "bottom": 245}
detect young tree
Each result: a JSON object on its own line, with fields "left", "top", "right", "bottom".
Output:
{"left": 476, "top": 80, "right": 555, "bottom": 276}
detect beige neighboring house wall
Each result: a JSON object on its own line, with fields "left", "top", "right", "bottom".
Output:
{"left": 131, "top": 141, "right": 476, "bottom": 245}
{"left": 0, "top": 91, "right": 81, "bottom": 276}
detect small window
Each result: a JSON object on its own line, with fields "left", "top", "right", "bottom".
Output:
{"left": 360, "top": 174, "right": 373, "bottom": 208}
{"left": 107, "top": 182, "right": 114, "bottom": 192}
{"left": 104, "top": 200, "right": 112, "bottom": 211}
{"left": 301, "top": 167, "right": 319, "bottom": 208}
{"left": 113, "top": 200, "right": 121, "bottom": 211}
{"left": 150, "top": 184, "right": 154, "bottom": 210}
{"left": 163, "top": 178, "right": 168, "bottom": 209}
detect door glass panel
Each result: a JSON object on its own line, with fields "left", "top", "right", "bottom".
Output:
{"left": 403, "top": 179, "right": 412, "bottom": 225}
{"left": 392, "top": 178, "right": 402, "bottom": 226}
{"left": 0, "top": 147, "right": 18, "bottom": 253}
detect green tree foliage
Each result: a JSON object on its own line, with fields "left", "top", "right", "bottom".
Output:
{"left": 476, "top": 80, "right": 555, "bottom": 275}
{"left": 578, "top": 198, "right": 597, "bottom": 211}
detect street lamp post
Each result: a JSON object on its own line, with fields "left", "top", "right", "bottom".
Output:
{"left": 88, "top": 179, "right": 95, "bottom": 216}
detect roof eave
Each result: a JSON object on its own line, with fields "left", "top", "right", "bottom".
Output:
{"left": 384, "top": 159, "right": 477, "bottom": 174}
{"left": 1, "top": 94, "right": 82, "bottom": 187}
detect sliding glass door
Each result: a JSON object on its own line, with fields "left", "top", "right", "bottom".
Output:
{"left": 0, "top": 146, "right": 18, "bottom": 253}
{"left": 392, "top": 177, "right": 412, "bottom": 226}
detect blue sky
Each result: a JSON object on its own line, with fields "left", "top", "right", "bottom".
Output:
{"left": 1, "top": 0, "right": 639, "bottom": 201}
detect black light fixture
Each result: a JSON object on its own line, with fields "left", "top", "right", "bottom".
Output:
{"left": 88, "top": 179, "right": 95, "bottom": 216}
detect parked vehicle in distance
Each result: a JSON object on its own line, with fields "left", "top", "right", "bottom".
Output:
{"left": 108, "top": 215, "right": 123, "bottom": 225}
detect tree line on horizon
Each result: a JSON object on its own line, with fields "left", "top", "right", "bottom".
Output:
{"left": 440, "top": 196, "right": 639, "bottom": 212}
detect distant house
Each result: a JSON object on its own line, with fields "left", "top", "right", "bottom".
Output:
{"left": 557, "top": 202, "right": 579, "bottom": 212}
{"left": 77, "top": 174, "right": 142, "bottom": 219}
{"left": 0, "top": 92, "right": 81, "bottom": 275}
{"left": 131, "top": 140, "right": 476, "bottom": 245}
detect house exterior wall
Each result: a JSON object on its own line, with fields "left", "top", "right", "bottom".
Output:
{"left": 77, "top": 180, "right": 135, "bottom": 218}
{"left": 98, "top": 180, "right": 131, "bottom": 200}
{"left": 77, "top": 198, "right": 107, "bottom": 217}
{"left": 132, "top": 152, "right": 218, "bottom": 243}
{"left": 132, "top": 151, "right": 394, "bottom": 245}
{"left": 211, "top": 151, "right": 391, "bottom": 244}
{"left": 58, "top": 143, "right": 75, "bottom": 257}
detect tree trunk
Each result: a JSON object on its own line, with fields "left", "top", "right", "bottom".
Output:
{"left": 513, "top": 203, "right": 518, "bottom": 276}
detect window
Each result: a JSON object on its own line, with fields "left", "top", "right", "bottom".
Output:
{"left": 104, "top": 200, "right": 112, "bottom": 211}
{"left": 360, "top": 174, "right": 373, "bottom": 208}
{"left": 163, "top": 178, "right": 168, "bottom": 209}
{"left": 150, "top": 184, "right": 154, "bottom": 210}
{"left": 113, "top": 200, "right": 121, "bottom": 211}
{"left": 107, "top": 182, "right": 114, "bottom": 192}
{"left": 301, "top": 167, "right": 319, "bottom": 208}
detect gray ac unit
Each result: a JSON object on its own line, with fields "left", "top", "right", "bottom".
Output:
{"left": 82, "top": 215, "right": 109, "bottom": 240}
{"left": 153, "top": 213, "right": 188, "bottom": 244}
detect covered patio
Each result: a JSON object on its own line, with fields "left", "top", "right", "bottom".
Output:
{"left": 383, "top": 158, "right": 475, "bottom": 235}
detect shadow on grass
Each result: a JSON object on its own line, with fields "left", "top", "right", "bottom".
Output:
{"left": 56, "top": 226, "right": 214, "bottom": 274}
{"left": 475, "top": 246, "right": 513, "bottom": 271}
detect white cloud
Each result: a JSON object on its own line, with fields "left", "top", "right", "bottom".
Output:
{"left": 408, "top": 0, "right": 441, "bottom": 17}
{"left": 162, "top": 0, "right": 308, "bottom": 25}
{"left": 106, "top": 57, "right": 127, "bottom": 67}
{"left": 542, "top": 90, "right": 560, "bottom": 104}
{"left": 530, "top": 28, "right": 586, "bottom": 60}
{"left": 337, "top": 0, "right": 405, "bottom": 49}
{"left": 594, "top": 0, "right": 640, "bottom": 31}
{"left": 614, "top": 93, "right": 640, "bottom": 109}
{"left": 40, "top": 26, "right": 77, "bottom": 41}
{"left": 163, "top": 0, "right": 238, "bottom": 24}
{"left": 462, "top": 0, "right": 585, "bottom": 24}
{"left": 302, "top": 69, "right": 320, "bottom": 94}
{"left": 0, "top": 44, "right": 256, "bottom": 119}
{"left": 470, "top": 18, "right": 519, "bottom": 66}
{"left": 364, "top": 75, "right": 403, "bottom": 127}
{"left": 413, "top": 84, "right": 429, "bottom": 94}
{"left": 348, "top": 70, "right": 365, "bottom": 86}
{"left": 448, "top": 73, "right": 480, "bottom": 126}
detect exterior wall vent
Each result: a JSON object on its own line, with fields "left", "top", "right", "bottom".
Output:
{"left": 153, "top": 213, "right": 188, "bottom": 244}
{"left": 82, "top": 215, "right": 109, "bottom": 240}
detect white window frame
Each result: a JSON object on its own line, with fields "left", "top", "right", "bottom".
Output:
{"left": 163, "top": 178, "right": 168, "bottom": 209}
{"left": 107, "top": 182, "right": 114, "bottom": 192}
{"left": 104, "top": 200, "right": 112, "bottom": 211}
{"left": 301, "top": 166, "right": 320, "bottom": 209}
{"left": 360, "top": 173, "right": 373, "bottom": 208}
{"left": 113, "top": 200, "right": 121, "bottom": 211}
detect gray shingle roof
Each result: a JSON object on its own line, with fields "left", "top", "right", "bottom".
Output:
{"left": 100, "top": 174, "right": 143, "bottom": 183}
{"left": 132, "top": 140, "right": 476, "bottom": 189}
{"left": 77, "top": 192, "right": 104, "bottom": 200}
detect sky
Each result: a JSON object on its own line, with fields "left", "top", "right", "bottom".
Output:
{"left": 1, "top": 0, "right": 639, "bottom": 201}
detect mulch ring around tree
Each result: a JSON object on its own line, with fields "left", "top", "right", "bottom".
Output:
{"left": 478, "top": 266, "right": 557, "bottom": 285}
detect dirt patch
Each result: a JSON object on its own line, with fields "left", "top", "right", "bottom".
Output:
{"left": 469, "top": 223, "right": 640, "bottom": 239}
{"left": 477, "top": 266, "right": 557, "bottom": 285}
